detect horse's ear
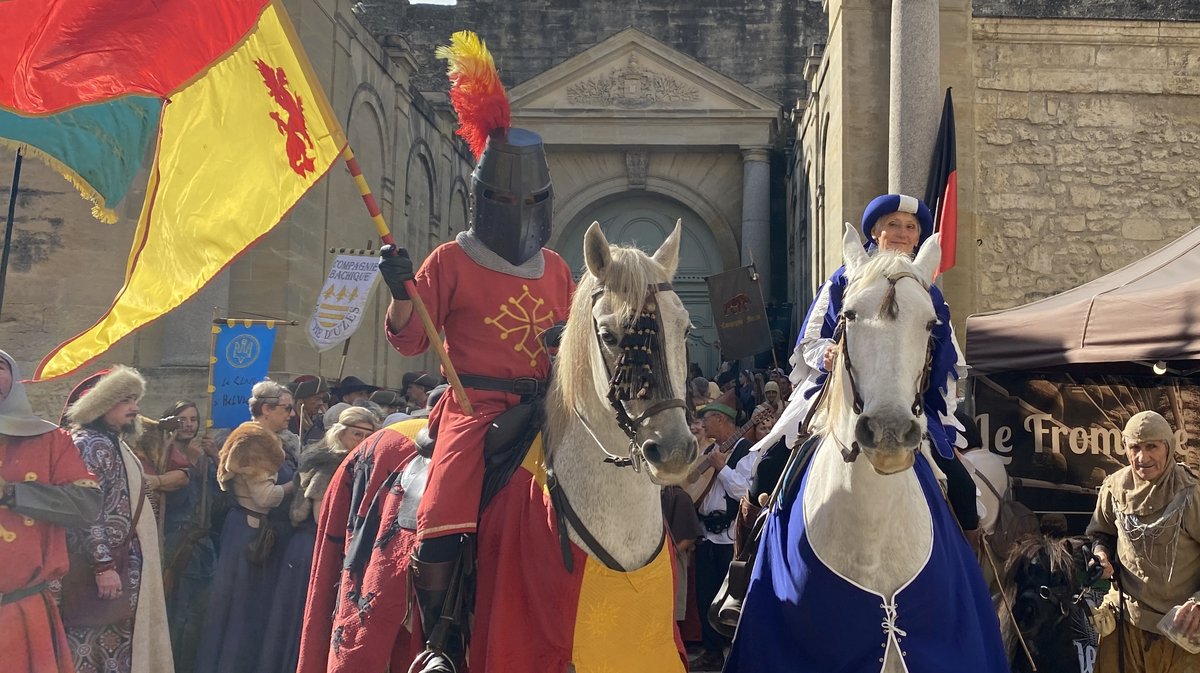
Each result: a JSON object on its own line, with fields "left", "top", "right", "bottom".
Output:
{"left": 913, "top": 232, "right": 942, "bottom": 283}
{"left": 651, "top": 219, "right": 682, "bottom": 278}
{"left": 842, "top": 223, "right": 869, "bottom": 272}
{"left": 584, "top": 221, "right": 613, "bottom": 281}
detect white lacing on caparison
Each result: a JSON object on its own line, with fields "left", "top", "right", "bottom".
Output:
{"left": 879, "top": 601, "right": 910, "bottom": 669}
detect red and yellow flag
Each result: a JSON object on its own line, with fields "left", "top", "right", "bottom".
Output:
{"left": 36, "top": 2, "right": 345, "bottom": 380}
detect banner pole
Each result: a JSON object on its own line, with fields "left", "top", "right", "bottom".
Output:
{"left": 337, "top": 336, "right": 350, "bottom": 381}
{"left": 0, "top": 147, "right": 25, "bottom": 320}
{"left": 207, "top": 307, "right": 219, "bottom": 431}
{"left": 340, "top": 146, "right": 473, "bottom": 415}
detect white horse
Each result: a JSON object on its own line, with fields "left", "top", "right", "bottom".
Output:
{"left": 468, "top": 221, "right": 697, "bottom": 672}
{"left": 725, "top": 224, "right": 1007, "bottom": 673}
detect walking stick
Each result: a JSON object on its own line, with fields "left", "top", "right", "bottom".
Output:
{"left": 0, "top": 147, "right": 24, "bottom": 320}
{"left": 341, "top": 146, "right": 474, "bottom": 415}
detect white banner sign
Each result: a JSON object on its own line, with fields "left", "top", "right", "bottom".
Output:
{"left": 307, "top": 254, "right": 378, "bottom": 352}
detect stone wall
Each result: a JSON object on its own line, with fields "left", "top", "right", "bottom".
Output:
{"left": 356, "top": 0, "right": 827, "bottom": 107}
{"left": 973, "top": 17, "right": 1200, "bottom": 310}
{"left": 973, "top": 0, "right": 1200, "bottom": 22}
{"left": 1, "top": 0, "right": 471, "bottom": 419}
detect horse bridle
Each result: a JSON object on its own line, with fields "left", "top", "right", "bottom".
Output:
{"left": 575, "top": 281, "right": 688, "bottom": 472}
{"left": 833, "top": 270, "right": 935, "bottom": 464}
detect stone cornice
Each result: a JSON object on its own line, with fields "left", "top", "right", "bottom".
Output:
{"left": 974, "top": 17, "right": 1200, "bottom": 46}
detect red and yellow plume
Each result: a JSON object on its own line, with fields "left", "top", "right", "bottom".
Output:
{"left": 435, "top": 31, "right": 510, "bottom": 160}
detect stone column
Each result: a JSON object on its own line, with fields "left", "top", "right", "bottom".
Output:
{"left": 887, "top": 0, "right": 940, "bottom": 196}
{"left": 161, "top": 271, "right": 230, "bottom": 366}
{"left": 740, "top": 146, "right": 772, "bottom": 301}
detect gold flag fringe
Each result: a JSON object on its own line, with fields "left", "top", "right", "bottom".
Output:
{"left": 0, "top": 139, "right": 120, "bottom": 223}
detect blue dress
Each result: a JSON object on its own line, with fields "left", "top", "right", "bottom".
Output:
{"left": 725, "top": 452, "right": 1008, "bottom": 673}
{"left": 194, "top": 457, "right": 296, "bottom": 673}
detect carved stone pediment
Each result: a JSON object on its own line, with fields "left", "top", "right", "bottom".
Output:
{"left": 509, "top": 28, "right": 780, "bottom": 118}
{"left": 566, "top": 54, "right": 700, "bottom": 109}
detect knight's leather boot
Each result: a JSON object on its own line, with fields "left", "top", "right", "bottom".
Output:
{"left": 409, "top": 558, "right": 463, "bottom": 673}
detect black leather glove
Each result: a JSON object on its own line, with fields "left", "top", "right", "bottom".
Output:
{"left": 378, "top": 244, "right": 414, "bottom": 300}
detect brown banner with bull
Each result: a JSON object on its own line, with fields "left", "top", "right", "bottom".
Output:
{"left": 705, "top": 266, "right": 772, "bottom": 362}
{"left": 972, "top": 372, "right": 1199, "bottom": 490}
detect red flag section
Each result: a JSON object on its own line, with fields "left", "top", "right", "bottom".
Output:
{"left": 924, "top": 88, "right": 958, "bottom": 276}
{"left": 0, "top": 0, "right": 269, "bottom": 114}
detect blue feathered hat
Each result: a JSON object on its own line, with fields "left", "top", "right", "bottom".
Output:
{"left": 861, "top": 193, "right": 933, "bottom": 247}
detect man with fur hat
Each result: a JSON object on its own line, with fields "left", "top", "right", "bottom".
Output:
{"left": 0, "top": 350, "right": 101, "bottom": 673}
{"left": 376, "top": 32, "right": 574, "bottom": 672}
{"left": 1088, "top": 411, "right": 1200, "bottom": 671}
{"left": 61, "top": 365, "right": 173, "bottom": 673}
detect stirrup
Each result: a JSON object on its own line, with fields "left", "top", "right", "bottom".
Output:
{"left": 408, "top": 647, "right": 458, "bottom": 673}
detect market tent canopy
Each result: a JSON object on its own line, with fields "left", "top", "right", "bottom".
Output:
{"left": 966, "top": 226, "right": 1200, "bottom": 373}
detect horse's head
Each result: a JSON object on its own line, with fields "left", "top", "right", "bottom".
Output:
{"left": 835, "top": 223, "right": 941, "bottom": 474}
{"left": 552, "top": 220, "right": 696, "bottom": 483}
{"left": 1001, "top": 535, "right": 1098, "bottom": 670}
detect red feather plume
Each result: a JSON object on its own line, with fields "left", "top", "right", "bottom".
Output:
{"left": 435, "top": 31, "right": 510, "bottom": 160}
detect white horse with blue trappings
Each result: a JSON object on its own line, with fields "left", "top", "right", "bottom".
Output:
{"left": 725, "top": 224, "right": 1007, "bottom": 673}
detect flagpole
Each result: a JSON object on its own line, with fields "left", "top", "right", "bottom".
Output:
{"left": 271, "top": 0, "right": 472, "bottom": 415}
{"left": 341, "top": 146, "right": 473, "bottom": 415}
{"left": 0, "top": 147, "right": 24, "bottom": 320}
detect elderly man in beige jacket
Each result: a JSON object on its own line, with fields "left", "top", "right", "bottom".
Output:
{"left": 1088, "top": 411, "right": 1200, "bottom": 672}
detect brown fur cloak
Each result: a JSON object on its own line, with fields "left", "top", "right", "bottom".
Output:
{"left": 217, "top": 421, "right": 285, "bottom": 488}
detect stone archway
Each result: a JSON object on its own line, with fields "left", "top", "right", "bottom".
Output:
{"left": 552, "top": 191, "right": 724, "bottom": 378}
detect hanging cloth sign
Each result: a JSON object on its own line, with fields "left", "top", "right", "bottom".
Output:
{"left": 210, "top": 321, "right": 278, "bottom": 428}
{"left": 306, "top": 254, "right": 378, "bottom": 352}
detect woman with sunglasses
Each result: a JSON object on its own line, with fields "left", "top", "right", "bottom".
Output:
{"left": 196, "top": 380, "right": 298, "bottom": 673}
{"left": 257, "top": 406, "right": 382, "bottom": 673}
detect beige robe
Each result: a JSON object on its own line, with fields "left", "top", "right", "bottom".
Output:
{"left": 117, "top": 441, "right": 175, "bottom": 673}
{"left": 1088, "top": 467, "right": 1200, "bottom": 633}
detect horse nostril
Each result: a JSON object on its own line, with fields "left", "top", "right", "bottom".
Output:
{"left": 641, "top": 440, "right": 662, "bottom": 464}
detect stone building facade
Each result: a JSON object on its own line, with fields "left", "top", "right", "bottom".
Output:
{"left": 798, "top": 0, "right": 1200, "bottom": 335}
{"left": 3, "top": 0, "right": 474, "bottom": 417}
{"left": 7, "top": 0, "right": 1200, "bottom": 416}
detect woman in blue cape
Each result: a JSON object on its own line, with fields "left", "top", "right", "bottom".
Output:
{"left": 725, "top": 194, "right": 1006, "bottom": 673}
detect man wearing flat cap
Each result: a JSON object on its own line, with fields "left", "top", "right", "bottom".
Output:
{"left": 1088, "top": 411, "right": 1200, "bottom": 671}
{"left": 0, "top": 350, "right": 101, "bottom": 673}
{"left": 688, "top": 389, "right": 756, "bottom": 671}
{"left": 289, "top": 375, "right": 329, "bottom": 447}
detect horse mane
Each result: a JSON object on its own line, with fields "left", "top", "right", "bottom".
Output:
{"left": 998, "top": 534, "right": 1080, "bottom": 662}
{"left": 809, "top": 251, "right": 928, "bottom": 437}
{"left": 843, "top": 250, "right": 930, "bottom": 313}
{"left": 548, "top": 243, "right": 669, "bottom": 448}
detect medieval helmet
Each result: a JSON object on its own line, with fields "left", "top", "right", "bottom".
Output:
{"left": 438, "top": 31, "right": 553, "bottom": 266}
{"left": 471, "top": 127, "right": 553, "bottom": 265}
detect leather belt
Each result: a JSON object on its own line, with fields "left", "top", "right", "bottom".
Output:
{"left": 1, "top": 581, "right": 50, "bottom": 605}
{"left": 458, "top": 374, "right": 545, "bottom": 398}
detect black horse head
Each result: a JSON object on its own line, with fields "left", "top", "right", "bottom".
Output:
{"left": 1000, "top": 535, "right": 1103, "bottom": 673}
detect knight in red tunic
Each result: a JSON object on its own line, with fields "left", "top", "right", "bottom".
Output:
{"left": 0, "top": 349, "right": 102, "bottom": 673}
{"left": 376, "top": 32, "right": 575, "bottom": 673}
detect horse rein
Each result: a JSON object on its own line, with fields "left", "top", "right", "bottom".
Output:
{"left": 834, "top": 270, "right": 935, "bottom": 464}
{"left": 546, "top": 280, "right": 684, "bottom": 573}
{"left": 575, "top": 281, "right": 688, "bottom": 472}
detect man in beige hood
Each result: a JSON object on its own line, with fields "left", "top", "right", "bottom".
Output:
{"left": 1088, "top": 410, "right": 1200, "bottom": 672}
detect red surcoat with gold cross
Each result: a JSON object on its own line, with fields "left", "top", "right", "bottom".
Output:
{"left": 386, "top": 241, "right": 574, "bottom": 538}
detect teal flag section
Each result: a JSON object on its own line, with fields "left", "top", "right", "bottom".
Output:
{"left": 0, "top": 96, "right": 160, "bottom": 221}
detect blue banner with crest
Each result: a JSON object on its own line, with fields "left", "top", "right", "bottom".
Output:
{"left": 210, "top": 321, "right": 278, "bottom": 428}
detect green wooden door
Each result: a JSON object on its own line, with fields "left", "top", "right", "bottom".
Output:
{"left": 553, "top": 193, "right": 725, "bottom": 378}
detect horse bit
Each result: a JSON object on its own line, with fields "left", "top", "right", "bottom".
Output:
{"left": 575, "top": 281, "right": 688, "bottom": 472}
{"left": 833, "top": 270, "right": 935, "bottom": 464}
